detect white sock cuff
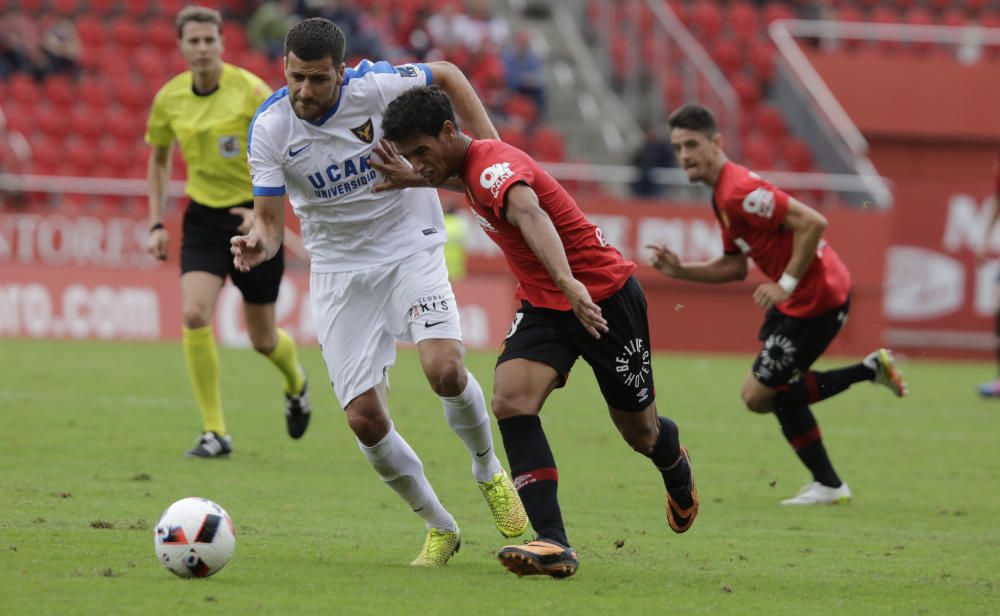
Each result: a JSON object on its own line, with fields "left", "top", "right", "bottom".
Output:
{"left": 356, "top": 422, "right": 396, "bottom": 459}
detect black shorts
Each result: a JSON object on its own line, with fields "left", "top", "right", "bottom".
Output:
{"left": 180, "top": 200, "right": 284, "bottom": 304}
{"left": 752, "top": 298, "right": 851, "bottom": 388}
{"left": 497, "top": 276, "right": 655, "bottom": 412}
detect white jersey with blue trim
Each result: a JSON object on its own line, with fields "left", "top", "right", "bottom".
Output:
{"left": 248, "top": 60, "right": 445, "bottom": 273}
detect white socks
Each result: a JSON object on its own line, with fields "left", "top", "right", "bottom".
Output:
{"left": 441, "top": 370, "right": 502, "bottom": 482}
{"left": 357, "top": 425, "right": 457, "bottom": 532}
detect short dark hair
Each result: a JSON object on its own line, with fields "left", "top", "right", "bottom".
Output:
{"left": 176, "top": 5, "right": 222, "bottom": 39}
{"left": 382, "top": 86, "right": 458, "bottom": 142}
{"left": 284, "top": 18, "right": 346, "bottom": 65}
{"left": 667, "top": 104, "right": 719, "bottom": 138}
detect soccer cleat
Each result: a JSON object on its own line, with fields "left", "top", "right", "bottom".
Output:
{"left": 498, "top": 538, "right": 579, "bottom": 578}
{"left": 863, "top": 348, "right": 907, "bottom": 397}
{"left": 977, "top": 378, "right": 1000, "bottom": 397}
{"left": 285, "top": 374, "right": 311, "bottom": 439}
{"left": 477, "top": 469, "right": 528, "bottom": 538}
{"left": 185, "top": 431, "right": 232, "bottom": 458}
{"left": 665, "top": 446, "right": 699, "bottom": 534}
{"left": 781, "top": 481, "right": 852, "bottom": 505}
{"left": 410, "top": 527, "right": 461, "bottom": 567}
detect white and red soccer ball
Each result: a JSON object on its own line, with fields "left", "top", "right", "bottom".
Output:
{"left": 154, "top": 497, "right": 235, "bottom": 578}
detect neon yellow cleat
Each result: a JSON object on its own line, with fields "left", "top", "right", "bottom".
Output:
{"left": 410, "top": 528, "right": 461, "bottom": 567}
{"left": 478, "top": 470, "right": 528, "bottom": 538}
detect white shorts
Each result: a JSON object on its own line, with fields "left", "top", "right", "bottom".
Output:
{"left": 310, "top": 245, "right": 463, "bottom": 407}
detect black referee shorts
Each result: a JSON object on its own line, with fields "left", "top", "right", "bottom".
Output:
{"left": 180, "top": 199, "right": 284, "bottom": 305}
{"left": 752, "top": 298, "right": 851, "bottom": 388}
{"left": 497, "top": 276, "right": 655, "bottom": 412}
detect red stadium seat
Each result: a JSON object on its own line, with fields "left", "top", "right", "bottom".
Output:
{"left": 731, "top": 74, "right": 762, "bottom": 109}
{"left": 70, "top": 106, "right": 105, "bottom": 141}
{"left": 1, "top": 103, "right": 32, "bottom": 136}
{"left": 762, "top": 2, "right": 795, "bottom": 25}
{"left": 531, "top": 127, "right": 566, "bottom": 162}
{"left": 76, "top": 16, "right": 105, "bottom": 50}
{"left": 499, "top": 126, "right": 529, "bottom": 152}
{"left": 662, "top": 75, "right": 685, "bottom": 108}
{"left": 29, "top": 137, "right": 61, "bottom": 175}
{"left": 742, "top": 133, "right": 776, "bottom": 170}
{"left": 135, "top": 48, "right": 167, "bottom": 83}
{"left": 781, "top": 138, "right": 813, "bottom": 173}
{"left": 78, "top": 77, "right": 111, "bottom": 108}
{"left": 690, "top": 1, "right": 723, "bottom": 41}
{"left": 754, "top": 105, "right": 787, "bottom": 141}
{"left": 749, "top": 40, "right": 775, "bottom": 81}
{"left": 147, "top": 21, "right": 178, "bottom": 54}
{"left": 37, "top": 104, "right": 73, "bottom": 140}
{"left": 87, "top": 0, "right": 118, "bottom": 16}
{"left": 160, "top": 0, "right": 188, "bottom": 17}
{"left": 111, "top": 20, "right": 143, "bottom": 52}
{"left": 116, "top": 79, "right": 151, "bottom": 112}
{"left": 17, "top": 0, "right": 44, "bottom": 12}
{"left": 43, "top": 76, "right": 76, "bottom": 110}
{"left": 122, "top": 0, "right": 150, "bottom": 18}
{"left": 940, "top": 8, "right": 969, "bottom": 28}
{"left": 99, "top": 140, "right": 134, "bottom": 178}
{"left": 222, "top": 23, "right": 250, "bottom": 53}
{"left": 728, "top": 1, "right": 760, "bottom": 43}
{"left": 710, "top": 38, "right": 743, "bottom": 78}
{"left": 51, "top": 0, "right": 79, "bottom": 16}
{"left": 65, "top": 140, "right": 97, "bottom": 177}
{"left": 8, "top": 74, "right": 39, "bottom": 107}
{"left": 504, "top": 95, "right": 539, "bottom": 126}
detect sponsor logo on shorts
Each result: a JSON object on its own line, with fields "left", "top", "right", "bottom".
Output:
{"left": 616, "top": 337, "right": 651, "bottom": 391}
{"left": 407, "top": 294, "right": 450, "bottom": 320}
{"left": 759, "top": 334, "right": 796, "bottom": 373}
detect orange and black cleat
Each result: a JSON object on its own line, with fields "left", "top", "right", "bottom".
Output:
{"left": 498, "top": 538, "right": 578, "bottom": 579}
{"left": 666, "top": 446, "right": 699, "bottom": 534}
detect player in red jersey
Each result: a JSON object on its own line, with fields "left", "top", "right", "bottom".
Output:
{"left": 975, "top": 150, "right": 1000, "bottom": 396}
{"left": 648, "top": 104, "right": 907, "bottom": 506}
{"left": 377, "top": 85, "right": 698, "bottom": 579}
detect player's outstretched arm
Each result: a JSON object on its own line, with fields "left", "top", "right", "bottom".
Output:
{"left": 427, "top": 61, "right": 500, "bottom": 140}
{"left": 647, "top": 243, "right": 748, "bottom": 284}
{"left": 505, "top": 183, "right": 608, "bottom": 339}
{"left": 231, "top": 195, "right": 285, "bottom": 272}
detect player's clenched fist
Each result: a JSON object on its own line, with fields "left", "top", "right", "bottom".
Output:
{"left": 230, "top": 232, "right": 268, "bottom": 272}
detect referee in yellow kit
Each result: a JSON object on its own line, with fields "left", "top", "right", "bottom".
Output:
{"left": 145, "top": 5, "right": 309, "bottom": 457}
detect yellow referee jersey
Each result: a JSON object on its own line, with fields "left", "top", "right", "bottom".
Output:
{"left": 145, "top": 63, "right": 272, "bottom": 207}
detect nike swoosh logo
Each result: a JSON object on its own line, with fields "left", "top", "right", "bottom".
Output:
{"left": 424, "top": 321, "right": 445, "bottom": 328}
{"left": 475, "top": 447, "right": 491, "bottom": 458}
{"left": 289, "top": 144, "right": 311, "bottom": 157}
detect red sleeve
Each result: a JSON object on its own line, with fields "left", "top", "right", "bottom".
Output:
{"left": 468, "top": 145, "right": 536, "bottom": 219}
{"left": 722, "top": 176, "right": 789, "bottom": 233}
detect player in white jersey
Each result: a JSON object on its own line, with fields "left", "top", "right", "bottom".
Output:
{"left": 231, "top": 18, "right": 526, "bottom": 566}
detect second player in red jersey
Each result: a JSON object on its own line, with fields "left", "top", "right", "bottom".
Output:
{"left": 379, "top": 85, "right": 698, "bottom": 579}
{"left": 712, "top": 160, "right": 851, "bottom": 318}
{"left": 650, "top": 104, "right": 907, "bottom": 507}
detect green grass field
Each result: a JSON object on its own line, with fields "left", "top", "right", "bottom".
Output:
{"left": 1, "top": 338, "right": 998, "bottom": 614}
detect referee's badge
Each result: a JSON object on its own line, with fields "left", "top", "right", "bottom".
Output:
{"left": 218, "top": 135, "right": 240, "bottom": 158}
{"left": 351, "top": 118, "right": 374, "bottom": 144}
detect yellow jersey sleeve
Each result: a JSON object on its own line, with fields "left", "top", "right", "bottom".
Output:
{"left": 145, "top": 87, "right": 176, "bottom": 147}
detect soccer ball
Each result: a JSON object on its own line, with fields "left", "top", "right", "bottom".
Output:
{"left": 154, "top": 497, "right": 236, "bottom": 578}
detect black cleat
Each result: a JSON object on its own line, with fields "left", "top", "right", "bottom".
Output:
{"left": 498, "top": 538, "right": 579, "bottom": 578}
{"left": 185, "top": 431, "right": 232, "bottom": 458}
{"left": 665, "top": 446, "right": 698, "bottom": 533}
{"left": 285, "top": 376, "right": 311, "bottom": 439}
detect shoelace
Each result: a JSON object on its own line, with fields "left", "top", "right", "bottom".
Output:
{"left": 481, "top": 475, "right": 510, "bottom": 509}
{"left": 422, "top": 530, "right": 452, "bottom": 561}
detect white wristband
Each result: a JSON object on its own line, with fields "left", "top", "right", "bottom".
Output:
{"left": 778, "top": 272, "right": 799, "bottom": 294}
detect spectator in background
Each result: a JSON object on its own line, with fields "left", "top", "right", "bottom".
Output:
{"left": 442, "top": 200, "right": 469, "bottom": 282}
{"left": 0, "top": 106, "right": 30, "bottom": 209}
{"left": 248, "top": 0, "right": 297, "bottom": 59}
{"left": 426, "top": 0, "right": 479, "bottom": 52}
{"left": 502, "top": 30, "right": 546, "bottom": 118}
{"left": 0, "top": 11, "right": 47, "bottom": 79}
{"left": 301, "top": 0, "right": 384, "bottom": 60}
{"left": 468, "top": 0, "right": 510, "bottom": 49}
{"left": 975, "top": 150, "right": 1000, "bottom": 397}
{"left": 40, "top": 18, "right": 81, "bottom": 75}
{"left": 631, "top": 125, "right": 677, "bottom": 198}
